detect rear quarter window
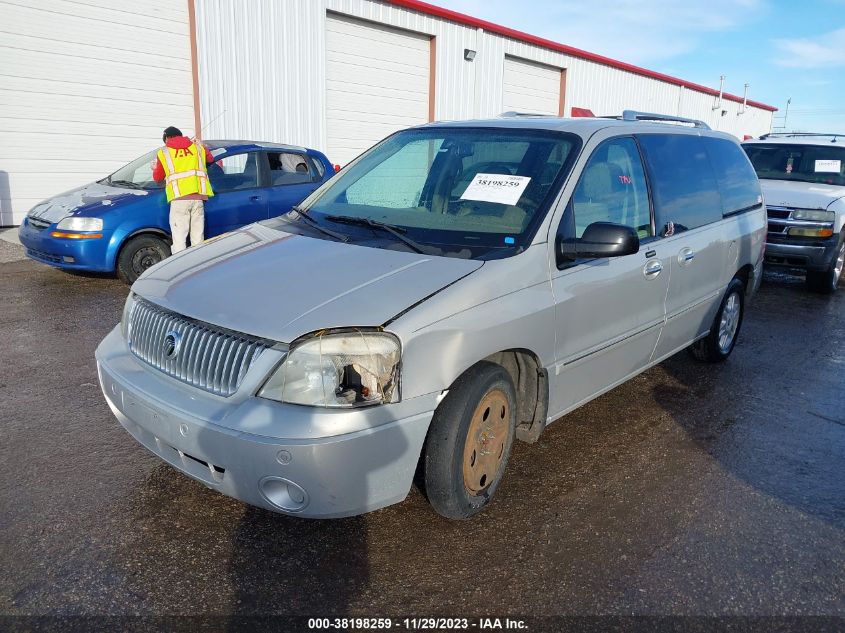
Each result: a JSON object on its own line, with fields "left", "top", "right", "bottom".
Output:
{"left": 638, "top": 134, "right": 723, "bottom": 233}
{"left": 703, "top": 137, "right": 762, "bottom": 216}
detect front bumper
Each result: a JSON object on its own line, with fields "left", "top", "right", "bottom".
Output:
{"left": 18, "top": 218, "right": 112, "bottom": 272}
{"left": 95, "top": 326, "right": 436, "bottom": 518}
{"left": 764, "top": 234, "right": 841, "bottom": 272}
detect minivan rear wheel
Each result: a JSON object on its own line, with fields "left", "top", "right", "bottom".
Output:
{"left": 688, "top": 277, "right": 745, "bottom": 363}
{"left": 117, "top": 235, "right": 171, "bottom": 285}
{"left": 423, "top": 361, "right": 516, "bottom": 519}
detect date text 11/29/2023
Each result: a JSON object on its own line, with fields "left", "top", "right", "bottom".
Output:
{"left": 307, "top": 617, "right": 529, "bottom": 630}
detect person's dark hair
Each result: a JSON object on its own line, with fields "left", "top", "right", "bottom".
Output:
{"left": 162, "top": 126, "right": 182, "bottom": 143}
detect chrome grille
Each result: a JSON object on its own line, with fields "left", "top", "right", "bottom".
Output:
{"left": 127, "top": 297, "right": 271, "bottom": 397}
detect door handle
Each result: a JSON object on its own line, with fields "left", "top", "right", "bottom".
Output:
{"left": 678, "top": 247, "right": 695, "bottom": 265}
{"left": 644, "top": 259, "right": 663, "bottom": 279}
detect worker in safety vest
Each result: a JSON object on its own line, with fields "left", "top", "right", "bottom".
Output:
{"left": 152, "top": 126, "right": 215, "bottom": 253}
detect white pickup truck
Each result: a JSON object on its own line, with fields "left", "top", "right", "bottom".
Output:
{"left": 743, "top": 133, "right": 845, "bottom": 293}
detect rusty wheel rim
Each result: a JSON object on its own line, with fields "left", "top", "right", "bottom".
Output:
{"left": 463, "top": 389, "right": 509, "bottom": 495}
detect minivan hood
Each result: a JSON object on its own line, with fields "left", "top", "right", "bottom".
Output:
{"left": 132, "top": 223, "right": 483, "bottom": 343}
{"left": 760, "top": 179, "right": 845, "bottom": 210}
{"left": 27, "top": 181, "right": 152, "bottom": 223}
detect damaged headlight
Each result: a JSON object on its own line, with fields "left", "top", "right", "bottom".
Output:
{"left": 259, "top": 330, "right": 401, "bottom": 408}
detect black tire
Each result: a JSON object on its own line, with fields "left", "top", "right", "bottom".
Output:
{"left": 116, "top": 235, "right": 171, "bottom": 285}
{"left": 806, "top": 235, "right": 845, "bottom": 295}
{"left": 423, "top": 361, "right": 517, "bottom": 519}
{"left": 688, "top": 277, "right": 746, "bottom": 363}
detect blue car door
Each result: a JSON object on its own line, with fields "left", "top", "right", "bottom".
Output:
{"left": 264, "top": 150, "right": 325, "bottom": 218}
{"left": 204, "top": 150, "right": 270, "bottom": 236}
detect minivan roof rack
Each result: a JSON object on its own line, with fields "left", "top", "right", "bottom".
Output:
{"left": 758, "top": 132, "right": 843, "bottom": 142}
{"left": 612, "top": 110, "right": 711, "bottom": 129}
{"left": 497, "top": 111, "right": 553, "bottom": 118}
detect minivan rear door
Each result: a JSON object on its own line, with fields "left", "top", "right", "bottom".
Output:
{"left": 638, "top": 133, "right": 731, "bottom": 360}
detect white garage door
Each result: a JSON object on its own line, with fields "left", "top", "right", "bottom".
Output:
{"left": 325, "top": 14, "right": 431, "bottom": 166}
{"left": 502, "top": 56, "right": 562, "bottom": 116}
{"left": 0, "top": 0, "right": 195, "bottom": 225}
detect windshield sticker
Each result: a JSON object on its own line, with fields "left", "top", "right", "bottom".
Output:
{"left": 504, "top": 236, "right": 515, "bottom": 245}
{"left": 460, "top": 174, "right": 531, "bottom": 206}
{"left": 815, "top": 159, "right": 841, "bottom": 173}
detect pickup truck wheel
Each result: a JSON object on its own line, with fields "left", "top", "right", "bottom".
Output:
{"left": 117, "top": 235, "right": 171, "bottom": 285}
{"left": 423, "top": 361, "right": 516, "bottom": 519}
{"left": 806, "top": 238, "right": 845, "bottom": 294}
{"left": 688, "top": 277, "right": 745, "bottom": 363}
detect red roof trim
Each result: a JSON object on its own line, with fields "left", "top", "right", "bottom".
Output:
{"left": 386, "top": 0, "right": 778, "bottom": 112}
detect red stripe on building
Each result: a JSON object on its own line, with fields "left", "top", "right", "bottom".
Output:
{"left": 386, "top": 0, "right": 777, "bottom": 112}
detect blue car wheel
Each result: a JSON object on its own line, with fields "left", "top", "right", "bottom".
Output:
{"left": 117, "top": 234, "right": 171, "bottom": 284}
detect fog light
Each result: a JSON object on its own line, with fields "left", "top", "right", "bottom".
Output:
{"left": 788, "top": 227, "right": 834, "bottom": 237}
{"left": 62, "top": 256, "right": 75, "bottom": 263}
{"left": 259, "top": 476, "right": 309, "bottom": 512}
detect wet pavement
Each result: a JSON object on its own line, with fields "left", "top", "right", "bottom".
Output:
{"left": 0, "top": 240, "right": 843, "bottom": 623}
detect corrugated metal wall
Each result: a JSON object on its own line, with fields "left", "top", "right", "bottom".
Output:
{"left": 195, "top": 0, "right": 774, "bottom": 161}
{"left": 0, "top": 0, "right": 194, "bottom": 225}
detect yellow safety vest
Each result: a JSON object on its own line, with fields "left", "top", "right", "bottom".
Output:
{"left": 157, "top": 142, "right": 214, "bottom": 203}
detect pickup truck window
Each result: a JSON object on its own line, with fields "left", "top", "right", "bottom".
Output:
{"left": 744, "top": 144, "right": 845, "bottom": 187}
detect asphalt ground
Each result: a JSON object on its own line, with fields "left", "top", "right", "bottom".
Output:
{"left": 0, "top": 238, "right": 843, "bottom": 631}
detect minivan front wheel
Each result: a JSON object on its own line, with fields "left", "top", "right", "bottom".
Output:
{"left": 423, "top": 361, "right": 517, "bottom": 519}
{"left": 117, "top": 235, "right": 171, "bottom": 285}
{"left": 689, "top": 277, "right": 745, "bottom": 363}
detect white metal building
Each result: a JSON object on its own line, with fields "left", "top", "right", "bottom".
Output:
{"left": 0, "top": 0, "right": 776, "bottom": 226}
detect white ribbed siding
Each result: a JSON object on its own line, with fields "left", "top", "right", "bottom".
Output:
{"left": 194, "top": 0, "right": 326, "bottom": 151}
{"left": 194, "top": 0, "right": 775, "bottom": 164}
{"left": 0, "top": 0, "right": 194, "bottom": 225}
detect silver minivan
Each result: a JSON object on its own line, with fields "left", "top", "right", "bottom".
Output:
{"left": 96, "top": 112, "right": 766, "bottom": 519}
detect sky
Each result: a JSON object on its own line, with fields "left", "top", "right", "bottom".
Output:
{"left": 445, "top": 0, "right": 845, "bottom": 133}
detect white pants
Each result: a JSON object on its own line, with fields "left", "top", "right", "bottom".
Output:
{"left": 169, "top": 199, "right": 205, "bottom": 253}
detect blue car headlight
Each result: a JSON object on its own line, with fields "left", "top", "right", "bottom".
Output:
{"left": 56, "top": 217, "right": 103, "bottom": 232}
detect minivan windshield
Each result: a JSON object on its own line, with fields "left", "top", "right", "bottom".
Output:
{"left": 744, "top": 143, "right": 845, "bottom": 187}
{"left": 101, "top": 149, "right": 165, "bottom": 190}
{"left": 294, "top": 127, "right": 579, "bottom": 259}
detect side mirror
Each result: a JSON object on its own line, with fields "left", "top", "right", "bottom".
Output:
{"left": 557, "top": 221, "right": 639, "bottom": 262}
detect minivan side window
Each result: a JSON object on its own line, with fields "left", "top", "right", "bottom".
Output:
{"left": 638, "top": 134, "right": 722, "bottom": 233}
{"left": 702, "top": 137, "right": 763, "bottom": 217}
{"left": 570, "top": 137, "right": 652, "bottom": 239}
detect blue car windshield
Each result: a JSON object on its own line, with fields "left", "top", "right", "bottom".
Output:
{"left": 300, "top": 127, "right": 580, "bottom": 258}
{"left": 102, "top": 149, "right": 164, "bottom": 190}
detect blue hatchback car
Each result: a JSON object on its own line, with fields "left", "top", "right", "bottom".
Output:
{"left": 19, "top": 141, "right": 335, "bottom": 283}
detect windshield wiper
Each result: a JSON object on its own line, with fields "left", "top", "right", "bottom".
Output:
{"left": 325, "top": 215, "right": 428, "bottom": 254}
{"left": 288, "top": 206, "right": 349, "bottom": 242}
{"left": 109, "top": 179, "right": 142, "bottom": 190}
